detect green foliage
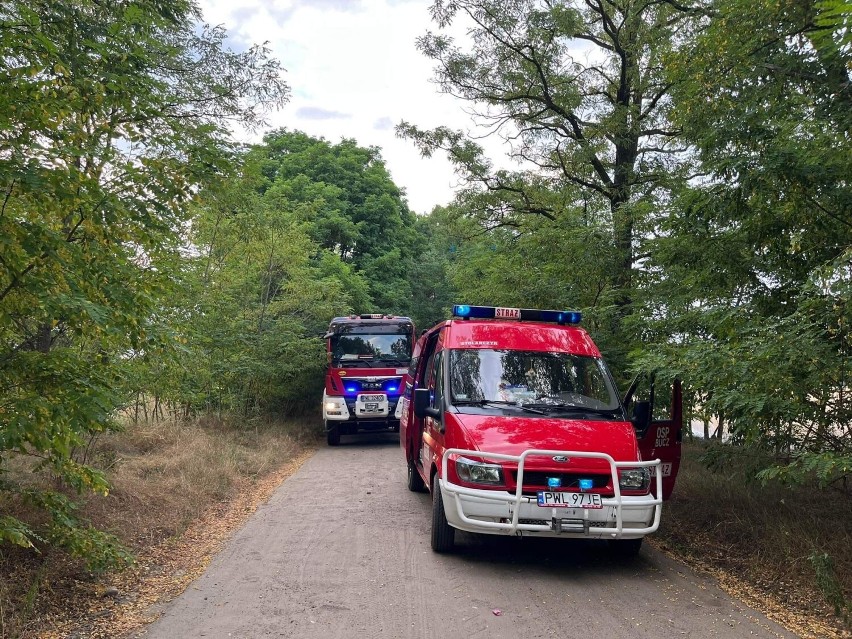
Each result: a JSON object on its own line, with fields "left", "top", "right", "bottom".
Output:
{"left": 0, "top": 0, "right": 286, "bottom": 563}
{"left": 404, "top": 210, "right": 458, "bottom": 330}
{"left": 815, "top": 0, "right": 852, "bottom": 49}
{"left": 758, "top": 452, "right": 852, "bottom": 490}
{"left": 426, "top": 202, "right": 634, "bottom": 378}
{"left": 0, "top": 514, "right": 39, "bottom": 550}
{"left": 810, "top": 551, "right": 849, "bottom": 620}
{"left": 23, "top": 488, "right": 133, "bottom": 573}
{"left": 0, "top": 482, "right": 133, "bottom": 572}
{"left": 255, "top": 129, "right": 421, "bottom": 313}
{"left": 637, "top": 0, "right": 851, "bottom": 483}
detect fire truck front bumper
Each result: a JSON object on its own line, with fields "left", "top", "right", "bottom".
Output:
{"left": 322, "top": 391, "right": 403, "bottom": 423}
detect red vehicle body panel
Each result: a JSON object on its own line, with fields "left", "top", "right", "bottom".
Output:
{"left": 441, "top": 320, "right": 601, "bottom": 356}
{"left": 324, "top": 366, "right": 405, "bottom": 396}
{"left": 450, "top": 414, "right": 639, "bottom": 462}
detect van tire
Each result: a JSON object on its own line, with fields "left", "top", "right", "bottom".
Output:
{"left": 608, "top": 537, "right": 643, "bottom": 558}
{"left": 431, "top": 474, "right": 455, "bottom": 552}
{"left": 407, "top": 459, "right": 426, "bottom": 492}
{"left": 326, "top": 422, "right": 341, "bottom": 446}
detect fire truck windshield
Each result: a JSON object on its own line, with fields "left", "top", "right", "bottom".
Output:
{"left": 449, "top": 349, "right": 620, "bottom": 412}
{"left": 331, "top": 333, "right": 412, "bottom": 366}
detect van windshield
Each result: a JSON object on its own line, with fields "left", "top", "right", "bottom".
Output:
{"left": 449, "top": 349, "right": 620, "bottom": 412}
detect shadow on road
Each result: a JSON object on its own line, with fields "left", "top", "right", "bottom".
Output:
{"left": 332, "top": 431, "right": 401, "bottom": 448}
{"left": 443, "top": 532, "right": 661, "bottom": 580}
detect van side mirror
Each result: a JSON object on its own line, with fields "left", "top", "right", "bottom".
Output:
{"left": 413, "top": 388, "right": 431, "bottom": 418}
{"left": 631, "top": 400, "right": 652, "bottom": 437}
{"left": 413, "top": 388, "right": 440, "bottom": 419}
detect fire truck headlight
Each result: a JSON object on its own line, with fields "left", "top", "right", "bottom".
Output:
{"left": 619, "top": 468, "right": 650, "bottom": 491}
{"left": 324, "top": 399, "right": 348, "bottom": 417}
{"left": 455, "top": 457, "right": 504, "bottom": 485}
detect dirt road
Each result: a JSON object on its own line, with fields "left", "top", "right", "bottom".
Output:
{"left": 139, "top": 434, "right": 796, "bottom": 639}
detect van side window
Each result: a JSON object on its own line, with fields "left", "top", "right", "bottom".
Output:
{"left": 431, "top": 352, "right": 444, "bottom": 409}
{"left": 423, "top": 350, "right": 436, "bottom": 390}
{"left": 419, "top": 329, "right": 443, "bottom": 389}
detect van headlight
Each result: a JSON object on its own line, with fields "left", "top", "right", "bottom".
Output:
{"left": 619, "top": 467, "right": 650, "bottom": 491}
{"left": 455, "top": 457, "right": 504, "bottom": 485}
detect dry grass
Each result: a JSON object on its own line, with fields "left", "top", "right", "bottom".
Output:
{"left": 0, "top": 414, "right": 321, "bottom": 639}
{"left": 655, "top": 440, "right": 851, "bottom": 638}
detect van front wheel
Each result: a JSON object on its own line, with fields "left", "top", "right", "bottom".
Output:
{"left": 431, "top": 474, "right": 455, "bottom": 552}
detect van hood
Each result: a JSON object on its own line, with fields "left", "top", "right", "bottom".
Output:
{"left": 451, "top": 413, "right": 639, "bottom": 464}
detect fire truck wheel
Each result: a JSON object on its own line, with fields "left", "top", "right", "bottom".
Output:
{"left": 608, "top": 537, "right": 643, "bottom": 558}
{"left": 326, "top": 422, "right": 341, "bottom": 446}
{"left": 431, "top": 474, "right": 455, "bottom": 552}
{"left": 407, "top": 458, "right": 426, "bottom": 492}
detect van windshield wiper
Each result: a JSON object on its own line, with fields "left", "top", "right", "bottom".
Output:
{"left": 520, "top": 402, "right": 620, "bottom": 417}
{"left": 453, "top": 399, "right": 546, "bottom": 415}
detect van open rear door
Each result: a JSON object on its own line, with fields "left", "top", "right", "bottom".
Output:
{"left": 624, "top": 377, "right": 683, "bottom": 501}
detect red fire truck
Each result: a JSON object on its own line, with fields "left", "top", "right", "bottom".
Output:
{"left": 400, "top": 305, "right": 682, "bottom": 555}
{"left": 322, "top": 314, "right": 415, "bottom": 446}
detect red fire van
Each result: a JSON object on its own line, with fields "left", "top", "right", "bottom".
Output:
{"left": 400, "top": 305, "right": 682, "bottom": 555}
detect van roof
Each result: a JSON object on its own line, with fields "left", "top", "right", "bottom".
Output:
{"left": 440, "top": 319, "right": 600, "bottom": 357}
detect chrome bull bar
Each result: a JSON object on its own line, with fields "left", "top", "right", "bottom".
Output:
{"left": 440, "top": 448, "right": 663, "bottom": 538}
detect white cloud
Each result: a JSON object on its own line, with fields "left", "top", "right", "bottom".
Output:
{"left": 373, "top": 116, "right": 393, "bottom": 130}
{"left": 197, "top": 0, "right": 484, "bottom": 214}
{"left": 295, "top": 106, "right": 352, "bottom": 120}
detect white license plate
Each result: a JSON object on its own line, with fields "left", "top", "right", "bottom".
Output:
{"left": 537, "top": 491, "right": 602, "bottom": 509}
{"left": 650, "top": 463, "right": 672, "bottom": 477}
{"left": 359, "top": 394, "right": 385, "bottom": 402}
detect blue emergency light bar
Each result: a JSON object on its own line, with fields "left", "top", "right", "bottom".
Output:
{"left": 452, "top": 305, "right": 581, "bottom": 325}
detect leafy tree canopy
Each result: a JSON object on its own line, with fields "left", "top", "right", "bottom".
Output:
{"left": 253, "top": 130, "right": 421, "bottom": 313}
{"left": 0, "top": 0, "right": 287, "bottom": 564}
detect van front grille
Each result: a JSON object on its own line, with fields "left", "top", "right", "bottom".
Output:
{"left": 512, "top": 472, "right": 610, "bottom": 489}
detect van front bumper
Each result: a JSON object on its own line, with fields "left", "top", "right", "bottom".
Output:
{"left": 439, "top": 448, "right": 662, "bottom": 540}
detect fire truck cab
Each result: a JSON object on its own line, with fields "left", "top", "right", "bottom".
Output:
{"left": 322, "top": 314, "right": 415, "bottom": 446}
{"left": 400, "top": 305, "right": 682, "bottom": 555}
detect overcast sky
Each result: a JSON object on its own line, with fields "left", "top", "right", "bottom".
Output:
{"left": 197, "top": 0, "right": 481, "bottom": 215}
